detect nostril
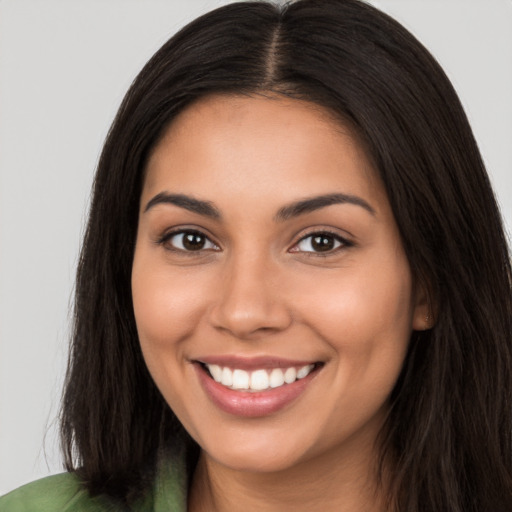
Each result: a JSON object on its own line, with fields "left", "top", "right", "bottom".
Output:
{"left": 209, "top": 300, "right": 292, "bottom": 339}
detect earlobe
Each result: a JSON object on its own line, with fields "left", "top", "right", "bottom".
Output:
{"left": 412, "top": 281, "right": 435, "bottom": 331}
{"left": 412, "top": 307, "right": 433, "bottom": 331}
{"left": 423, "top": 311, "right": 434, "bottom": 330}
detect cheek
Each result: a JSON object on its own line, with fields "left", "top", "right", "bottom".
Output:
{"left": 302, "top": 273, "right": 410, "bottom": 326}
{"left": 132, "top": 252, "right": 207, "bottom": 380}
{"left": 299, "top": 264, "right": 413, "bottom": 423}
{"left": 131, "top": 253, "right": 209, "bottom": 424}
{"left": 291, "top": 255, "right": 414, "bottom": 374}
{"left": 131, "top": 252, "right": 208, "bottom": 364}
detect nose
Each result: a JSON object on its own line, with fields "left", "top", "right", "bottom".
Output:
{"left": 209, "top": 253, "right": 292, "bottom": 340}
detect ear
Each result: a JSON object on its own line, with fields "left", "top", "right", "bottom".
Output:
{"left": 411, "top": 279, "right": 435, "bottom": 331}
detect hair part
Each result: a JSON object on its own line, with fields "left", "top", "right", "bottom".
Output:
{"left": 60, "top": 1, "right": 512, "bottom": 509}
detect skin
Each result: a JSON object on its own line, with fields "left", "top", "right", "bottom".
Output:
{"left": 132, "top": 94, "right": 429, "bottom": 511}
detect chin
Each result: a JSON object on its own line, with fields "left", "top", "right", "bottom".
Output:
{"left": 207, "top": 446, "right": 306, "bottom": 474}
{"left": 193, "top": 422, "right": 325, "bottom": 474}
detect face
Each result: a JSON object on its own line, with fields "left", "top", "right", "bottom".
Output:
{"left": 132, "top": 95, "right": 428, "bottom": 475}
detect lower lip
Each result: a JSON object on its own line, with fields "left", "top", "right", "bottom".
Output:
{"left": 195, "top": 364, "right": 319, "bottom": 418}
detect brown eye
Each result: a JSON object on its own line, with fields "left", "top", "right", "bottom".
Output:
{"left": 182, "top": 232, "right": 206, "bottom": 250}
{"left": 163, "top": 230, "right": 218, "bottom": 252}
{"left": 294, "top": 232, "right": 346, "bottom": 253}
{"left": 311, "top": 234, "right": 336, "bottom": 252}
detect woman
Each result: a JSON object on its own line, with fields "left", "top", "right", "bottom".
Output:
{"left": 2, "top": 0, "right": 511, "bottom": 510}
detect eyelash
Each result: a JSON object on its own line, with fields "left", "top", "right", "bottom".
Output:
{"left": 157, "top": 229, "right": 219, "bottom": 254}
{"left": 290, "top": 230, "right": 353, "bottom": 256}
{"left": 157, "top": 228, "right": 353, "bottom": 257}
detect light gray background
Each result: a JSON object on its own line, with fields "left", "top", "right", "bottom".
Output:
{"left": 1, "top": 0, "right": 511, "bottom": 495}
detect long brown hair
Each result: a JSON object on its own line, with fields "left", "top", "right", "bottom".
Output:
{"left": 61, "top": 1, "right": 512, "bottom": 509}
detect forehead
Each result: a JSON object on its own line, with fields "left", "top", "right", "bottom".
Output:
{"left": 142, "top": 94, "right": 385, "bottom": 215}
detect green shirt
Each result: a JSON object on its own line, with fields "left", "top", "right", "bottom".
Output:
{"left": 0, "top": 448, "right": 188, "bottom": 512}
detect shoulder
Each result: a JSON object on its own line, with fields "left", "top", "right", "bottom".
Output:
{"left": 0, "top": 473, "right": 116, "bottom": 512}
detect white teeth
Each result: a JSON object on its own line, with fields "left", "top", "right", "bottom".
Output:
{"left": 250, "top": 369, "right": 269, "bottom": 390}
{"left": 269, "top": 368, "right": 285, "bottom": 388}
{"left": 232, "top": 369, "right": 250, "bottom": 389}
{"left": 297, "top": 364, "right": 314, "bottom": 379}
{"left": 209, "top": 364, "right": 222, "bottom": 382}
{"left": 205, "top": 363, "right": 316, "bottom": 391}
{"left": 221, "top": 367, "right": 233, "bottom": 387}
{"left": 284, "top": 367, "right": 297, "bottom": 384}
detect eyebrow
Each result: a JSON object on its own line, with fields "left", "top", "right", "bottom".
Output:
{"left": 275, "top": 193, "right": 376, "bottom": 221}
{"left": 144, "top": 191, "right": 375, "bottom": 221}
{"left": 144, "top": 192, "right": 221, "bottom": 219}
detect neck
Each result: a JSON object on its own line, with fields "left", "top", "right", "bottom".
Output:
{"left": 188, "top": 440, "right": 390, "bottom": 512}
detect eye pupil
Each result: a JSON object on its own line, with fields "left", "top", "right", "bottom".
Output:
{"left": 183, "top": 232, "right": 205, "bottom": 250}
{"left": 312, "top": 235, "right": 334, "bottom": 251}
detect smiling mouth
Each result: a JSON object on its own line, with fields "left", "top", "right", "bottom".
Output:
{"left": 198, "top": 362, "right": 323, "bottom": 392}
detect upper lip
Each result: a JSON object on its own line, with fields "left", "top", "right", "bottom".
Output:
{"left": 194, "top": 355, "right": 322, "bottom": 370}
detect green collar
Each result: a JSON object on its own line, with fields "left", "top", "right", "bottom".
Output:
{"left": 0, "top": 443, "right": 193, "bottom": 512}
{"left": 150, "top": 444, "right": 189, "bottom": 512}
